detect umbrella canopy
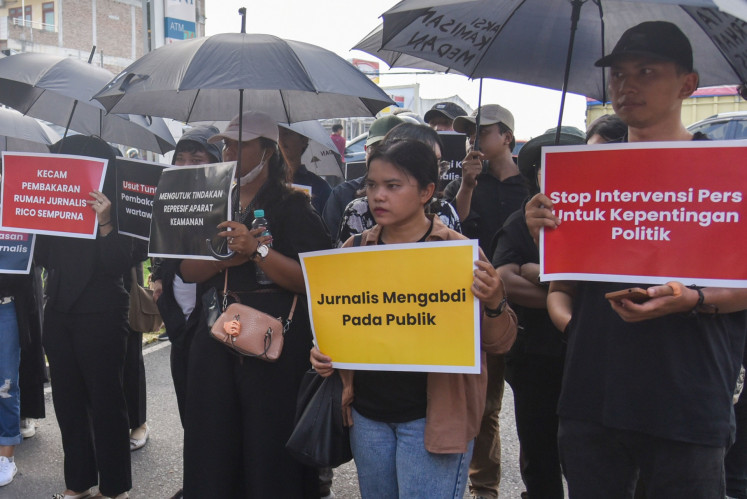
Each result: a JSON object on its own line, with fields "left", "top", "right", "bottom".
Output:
{"left": 279, "top": 120, "right": 345, "bottom": 177}
{"left": 0, "top": 107, "right": 60, "bottom": 153}
{"left": 93, "top": 33, "right": 395, "bottom": 123}
{"left": 0, "top": 52, "right": 176, "bottom": 154}
{"left": 360, "top": 0, "right": 747, "bottom": 102}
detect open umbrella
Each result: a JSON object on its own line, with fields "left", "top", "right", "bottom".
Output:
{"left": 0, "top": 52, "right": 176, "bottom": 154}
{"left": 93, "top": 11, "right": 394, "bottom": 258}
{"left": 279, "top": 121, "right": 345, "bottom": 177}
{"left": 92, "top": 33, "right": 395, "bottom": 124}
{"left": 0, "top": 107, "right": 60, "bottom": 153}
{"left": 360, "top": 0, "right": 747, "bottom": 140}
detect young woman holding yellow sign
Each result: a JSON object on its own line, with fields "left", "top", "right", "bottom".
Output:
{"left": 311, "top": 139, "right": 516, "bottom": 499}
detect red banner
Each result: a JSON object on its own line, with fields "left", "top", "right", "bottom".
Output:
{"left": 1, "top": 152, "right": 107, "bottom": 239}
{"left": 540, "top": 141, "right": 747, "bottom": 287}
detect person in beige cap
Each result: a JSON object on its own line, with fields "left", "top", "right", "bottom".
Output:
{"left": 178, "top": 111, "right": 331, "bottom": 498}
{"left": 444, "top": 104, "right": 528, "bottom": 499}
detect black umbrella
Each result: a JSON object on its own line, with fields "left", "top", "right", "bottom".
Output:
{"left": 0, "top": 51, "right": 176, "bottom": 154}
{"left": 359, "top": 0, "right": 747, "bottom": 142}
{"left": 95, "top": 9, "right": 394, "bottom": 258}
{"left": 0, "top": 107, "right": 60, "bottom": 153}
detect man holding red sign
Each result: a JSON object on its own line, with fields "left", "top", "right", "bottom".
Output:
{"left": 526, "top": 22, "right": 747, "bottom": 497}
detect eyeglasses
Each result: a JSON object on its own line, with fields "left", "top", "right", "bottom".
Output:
{"left": 439, "top": 160, "right": 451, "bottom": 170}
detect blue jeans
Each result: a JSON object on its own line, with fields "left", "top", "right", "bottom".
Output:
{"left": 350, "top": 408, "right": 473, "bottom": 499}
{"left": 0, "top": 302, "right": 21, "bottom": 446}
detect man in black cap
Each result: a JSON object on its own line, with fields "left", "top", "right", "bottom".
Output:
{"left": 526, "top": 21, "right": 747, "bottom": 497}
{"left": 424, "top": 101, "right": 468, "bottom": 131}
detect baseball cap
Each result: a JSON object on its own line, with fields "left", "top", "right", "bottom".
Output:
{"left": 424, "top": 102, "right": 468, "bottom": 124}
{"left": 594, "top": 21, "right": 693, "bottom": 72}
{"left": 453, "top": 104, "right": 515, "bottom": 134}
{"left": 208, "top": 111, "right": 279, "bottom": 144}
{"left": 365, "top": 115, "right": 406, "bottom": 147}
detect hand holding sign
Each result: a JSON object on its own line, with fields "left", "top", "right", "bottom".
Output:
{"left": 87, "top": 189, "right": 113, "bottom": 235}
{"left": 471, "top": 259, "right": 504, "bottom": 310}
{"left": 525, "top": 192, "right": 560, "bottom": 245}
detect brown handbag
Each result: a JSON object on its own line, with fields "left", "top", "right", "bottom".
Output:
{"left": 209, "top": 270, "right": 298, "bottom": 361}
{"left": 129, "top": 267, "right": 164, "bottom": 333}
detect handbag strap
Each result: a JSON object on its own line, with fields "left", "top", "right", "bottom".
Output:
{"left": 221, "top": 268, "right": 229, "bottom": 311}
{"left": 284, "top": 295, "right": 299, "bottom": 334}
{"left": 222, "top": 266, "right": 298, "bottom": 334}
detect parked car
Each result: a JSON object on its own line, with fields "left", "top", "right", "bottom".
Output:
{"left": 687, "top": 111, "right": 747, "bottom": 140}
{"left": 344, "top": 133, "right": 367, "bottom": 164}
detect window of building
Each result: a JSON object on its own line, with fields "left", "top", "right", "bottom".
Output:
{"left": 8, "top": 6, "right": 32, "bottom": 25}
{"left": 43, "top": 2, "right": 55, "bottom": 31}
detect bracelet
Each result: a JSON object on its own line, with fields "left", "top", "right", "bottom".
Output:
{"left": 484, "top": 296, "right": 507, "bottom": 318}
{"left": 98, "top": 220, "right": 112, "bottom": 227}
{"left": 687, "top": 285, "right": 719, "bottom": 316}
{"left": 687, "top": 286, "right": 705, "bottom": 316}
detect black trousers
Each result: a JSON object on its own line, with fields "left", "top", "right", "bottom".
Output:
{"left": 182, "top": 301, "right": 318, "bottom": 499}
{"left": 123, "top": 328, "right": 146, "bottom": 430}
{"left": 558, "top": 417, "right": 725, "bottom": 499}
{"left": 726, "top": 343, "right": 747, "bottom": 499}
{"left": 505, "top": 350, "right": 564, "bottom": 499}
{"left": 43, "top": 308, "right": 132, "bottom": 497}
{"left": 169, "top": 325, "right": 194, "bottom": 426}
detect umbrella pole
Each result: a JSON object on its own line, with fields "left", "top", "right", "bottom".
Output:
{"left": 555, "top": 0, "right": 585, "bottom": 144}
{"left": 236, "top": 88, "right": 244, "bottom": 219}
{"left": 474, "top": 78, "right": 483, "bottom": 153}
{"left": 62, "top": 46, "right": 97, "bottom": 142}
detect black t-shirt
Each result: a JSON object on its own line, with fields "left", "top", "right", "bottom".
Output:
{"left": 444, "top": 173, "right": 528, "bottom": 255}
{"left": 558, "top": 133, "right": 747, "bottom": 447}
{"left": 200, "top": 184, "right": 331, "bottom": 309}
{"left": 559, "top": 280, "right": 747, "bottom": 447}
{"left": 352, "top": 222, "right": 434, "bottom": 423}
{"left": 492, "top": 207, "right": 564, "bottom": 357}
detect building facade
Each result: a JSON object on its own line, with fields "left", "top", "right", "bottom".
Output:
{"left": 0, "top": 0, "right": 206, "bottom": 72}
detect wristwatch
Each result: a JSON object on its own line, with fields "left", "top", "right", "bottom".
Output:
{"left": 251, "top": 244, "right": 270, "bottom": 262}
{"left": 484, "top": 296, "right": 507, "bottom": 318}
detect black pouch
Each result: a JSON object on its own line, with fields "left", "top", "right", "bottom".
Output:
{"left": 286, "top": 370, "right": 352, "bottom": 468}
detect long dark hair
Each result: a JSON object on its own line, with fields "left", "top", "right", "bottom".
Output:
{"left": 252, "top": 137, "right": 292, "bottom": 209}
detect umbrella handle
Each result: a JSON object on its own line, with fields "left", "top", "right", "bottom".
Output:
{"left": 206, "top": 238, "right": 235, "bottom": 261}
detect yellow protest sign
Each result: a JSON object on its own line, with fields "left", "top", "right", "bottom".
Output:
{"left": 300, "top": 240, "right": 480, "bottom": 373}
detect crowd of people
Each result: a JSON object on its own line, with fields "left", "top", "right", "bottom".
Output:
{"left": 1, "top": 20, "right": 746, "bottom": 499}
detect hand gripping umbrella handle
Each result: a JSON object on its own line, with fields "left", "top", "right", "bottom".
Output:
{"left": 206, "top": 238, "right": 235, "bottom": 261}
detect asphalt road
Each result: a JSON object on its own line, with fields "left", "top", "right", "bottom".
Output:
{"left": 6, "top": 342, "right": 526, "bottom": 498}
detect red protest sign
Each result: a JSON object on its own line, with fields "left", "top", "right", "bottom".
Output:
{"left": 540, "top": 141, "right": 747, "bottom": 288}
{"left": 1, "top": 152, "right": 107, "bottom": 239}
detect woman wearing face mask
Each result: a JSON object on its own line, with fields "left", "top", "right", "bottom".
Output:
{"left": 311, "top": 140, "right": 517, "bottom": 499}
{"left": 179, "top": 111, "right": 331, "bottom": 498}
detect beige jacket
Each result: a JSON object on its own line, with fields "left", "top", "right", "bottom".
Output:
{"left": 340, "top": 216, "right": 517, "bottom": 453}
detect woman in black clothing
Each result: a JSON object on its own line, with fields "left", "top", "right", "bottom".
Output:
{"left": 39, "top": 135, "right": 136, "bottom": 499}
{"left": 180, "top": 112, "right": 331, "bottom": 498}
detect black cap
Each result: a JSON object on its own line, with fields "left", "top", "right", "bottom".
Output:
{"left": 424, "top": 101, "right": 468, "bottom": 124}
{"left": 595, "top": 21, "right": 693, "bottom": 72}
